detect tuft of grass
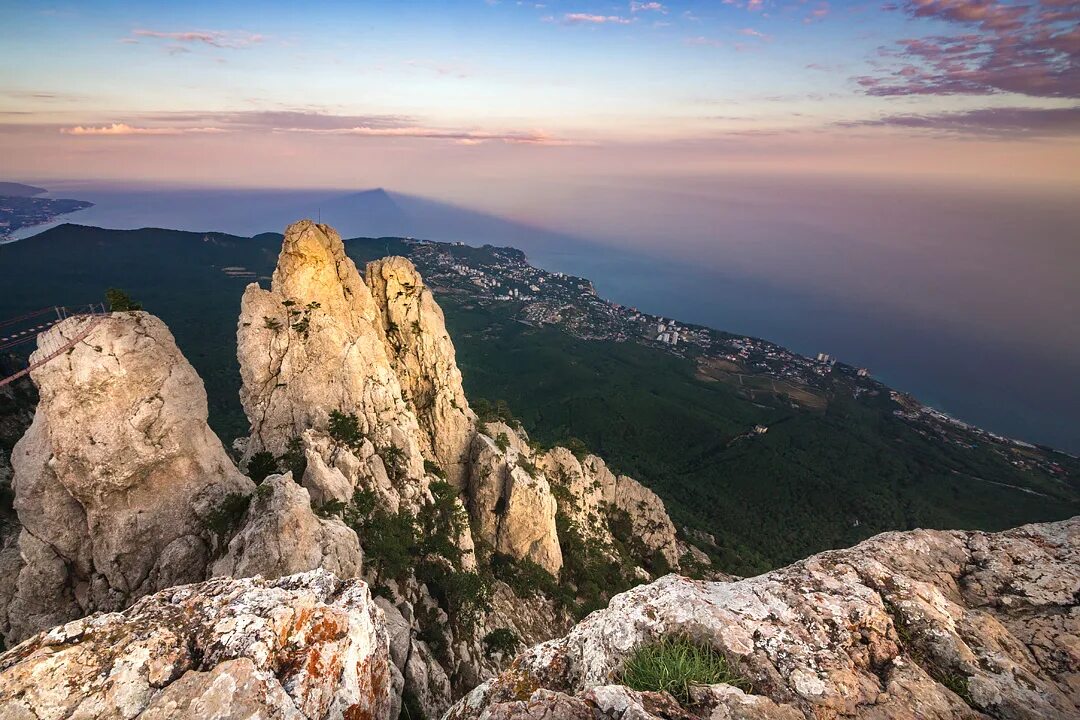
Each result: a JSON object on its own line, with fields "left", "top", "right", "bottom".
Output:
{"left": 620, "top": 635, "right": 748, "bottom": 705}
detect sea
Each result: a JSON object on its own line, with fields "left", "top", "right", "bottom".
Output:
{"left": 8, "top": 177, "right": 1079, "bottom": 454}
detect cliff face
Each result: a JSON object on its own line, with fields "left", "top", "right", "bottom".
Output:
{"left": 365, "top": 255, "right": 476, "bottom": 489}
{"left": 237, "top": 220, "right": 428, "bottom": 497}
{"left": 449, "top": 517, "right": 1080, "bottom": 720}
{"left": 3, "top": 312, "right": 253, "bottom": 643}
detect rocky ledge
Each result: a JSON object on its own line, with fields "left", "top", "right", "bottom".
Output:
{"left": 448, "top": 517, "right": 1080, "bottom": 720}
{"left": 0, "top": 570, "right": 397, "bottom": 720}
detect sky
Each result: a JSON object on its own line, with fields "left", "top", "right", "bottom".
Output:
{"left": 1, "top": 0, "right": 1078, "bottom": 196}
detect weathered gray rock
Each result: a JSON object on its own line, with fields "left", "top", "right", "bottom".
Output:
{"left": 4, "top": 312, "right": 253, "bottom": 645}
{"left": 366, "top": 256, "right": 477, "bottom": 488}
{"left": 540, "top": 448, "right": 681, "bottom": 572}
{"left": 211, "top": 473, "right": 363, "bottom": 581}
{"left": 468, "top": 431, "right": 562, "bottom": 575}
{"left": 0, "top": 570, "right": 397, "bottom": 719}
{"left": 613, "top": 473, "right": 681, "bottom": 570}
{"left": 447, "top": 517, "right": 1080, "bottom": 720}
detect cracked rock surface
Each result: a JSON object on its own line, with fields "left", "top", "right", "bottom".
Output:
{"left": 366, "top": 256, "right": 477, "bottom": 490}
{"left": 447, "top": 517, "right": 1080, "bottom": 720}
{"left": 211, "top": 473, "right": 363, "bottom": 582}
{"left": 0, "top": 570, "right": 396, "bottom": 720}
{"left": 2, "top": 312, "right": 253, "bottom": 645}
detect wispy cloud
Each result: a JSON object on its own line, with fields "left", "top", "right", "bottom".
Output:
{"left": 560, "top": 13, "right": 633, "bottom": 25}
{"left": 282, "top": 125, "right": 577, "bottom": 146}
{"left": 630, "top": 2, "right": 667, "bottom": 13}
{"left": 685, "top": 36, "right": 724, "bottom": 47}
{"left": 739, "top": 28, "right": 769, "bottom": 38}
{"left": 129, "top": 28, "right": 265, "bottom": 49}
{"left": 60, "top": 123, "right": 227, "bottom": 136}
{"left": 840, "top": 106, "right": 1080, "bottom": 137}
{"left": 804, "top": 1, "right": 830, "bottom": 23}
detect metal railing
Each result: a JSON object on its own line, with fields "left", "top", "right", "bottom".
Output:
{"left": 0, "top": 304, "right": 109, "bottom": 388}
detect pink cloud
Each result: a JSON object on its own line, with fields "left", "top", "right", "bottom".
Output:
{"left": 739, "top": 27, "right": 769, "bottom": 38}
{"left": 685, "top": 36, "right": 724, "bottom": 47}
{"left": 130, "top": 29, "right": 264, "bottom": 49}
{"left": 630, "top": 1, "right": 667, "bottom": 12}
{"left": 283, "top": 125, "right": 577, "bottom": 146}
{"left": 60, "top": 123, "right": 227, "bottom": 136}
{"left": 858, "top": 0, "right": 1080, "bottom": 97}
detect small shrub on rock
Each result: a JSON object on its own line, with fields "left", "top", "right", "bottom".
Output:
{"left": 483, "top": 628, "right": 521, "bottom": 658}
{"left": 620, "top": 636, "right": 747, "bottom": 704}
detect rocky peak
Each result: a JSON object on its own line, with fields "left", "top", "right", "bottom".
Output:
{"left": 237, "top": 220, "right": 419, "bottom": 459}
{"left": 237, "top": 220, "right": 428, "bottom": 503}
{"left": 2, "top": 311, "right": 253, "bottom": 644}
{"left": 365, "top": 256, "right": 476, "bottom": 488}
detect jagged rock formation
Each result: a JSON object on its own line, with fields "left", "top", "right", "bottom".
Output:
{"left": 237, "top": 220, "right": 427, "bottom": 504}
{"left": 2, "top": 312, "right": 253, "bottom": 644}
{"left": 0, "top": 220, "right": 691, "bottom": 718}
{"left": 229, "top": 221, "right": 697, "bottom": 715}
{"left": 469, "top": 423, "right": 562, "bottom": 575}
{"left": 448, "top": 517, "right": 1080, "bottom": 720}
{"left": 211, "top": 473, "right": 363, "bottom": 581}
{"left": 540, "top": 448, "right": 681, "bottom": 571}
{"left": 366, "top": 256, "right": 476, "bottom": 488}
{"left": 0, "top": 570, "right": 398, "bottom": 719}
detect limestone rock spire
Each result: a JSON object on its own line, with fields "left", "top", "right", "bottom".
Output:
{"left": 365, "top": 255, "right": 477, "bottom": 488}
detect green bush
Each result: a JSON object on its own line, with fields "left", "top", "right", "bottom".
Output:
{"left": 620, "top": 636, "right": 747, "bottom": 704}
{"left": 424, "top": 460, "right": 446, "bottom": 479}
{"left": 563, "top": 437, "right": 590, "bottom": 460}
{"left": 105, "top": 288, "right": 142, "bottom": 312}
{"left": 379, "top": 444, "right": 406, "bottom": 481}
{"left": 491, "top": 552, "right": 562, "bottom": 601}
{"left": 280, "top": 436, "right": 307, "bottom": 480}
{"left": 203, "top": 492, "right": 252, "bottom": 541}
{"left": 328, "top": 410, "right": 364, "bottom": 449}
{"left": 313, "top": 498, "right": 346, "bottom": 518}
{"left": 246, "top": 451, "right": 278, "bottom": 484}
{"left": 494, "top": 432, "right": 510, "bottom": 453}
{"left": 483, "top": 628, "right": 521, "bottom": 657}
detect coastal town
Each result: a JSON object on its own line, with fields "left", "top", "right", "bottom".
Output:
{"left": 405, "top": 238, "right": 1074, "bottom": 479}
{"left": 0, "top": 190, "right": 92, "bottom": 241}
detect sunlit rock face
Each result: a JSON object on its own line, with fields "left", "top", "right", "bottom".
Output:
{"left": 539, "top": 448, "right": 682, "bottom": 571}
{"left": 210, "top": 472, "right": 363, "bottom": 582}
{"left": 3, "top": 311, "right": 252, "bottom": 644}
{"left": 237, "top": 220, "right": 427, "bottom": 490}
{"left": 366, "top": 255, "right": 477, "bottom": 489}
{"left": 0, "top": 570, "right": 399, "bottom": 720}
{"left": 468, "top": 426, "right": 562, "bottom": 576}
{"left": 448, "top": 517, "right": 1080, "bottom": 720}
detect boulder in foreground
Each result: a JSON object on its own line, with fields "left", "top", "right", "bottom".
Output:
{"left": 0, "top": 570, "right": 398, "bottom": 720}
{"left": 448, "top": 517, "right": 1080, "bottom": 720}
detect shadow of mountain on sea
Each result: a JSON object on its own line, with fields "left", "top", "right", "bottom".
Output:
{"left": 296, "top": 188, "right": 590, "bottom": 261}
